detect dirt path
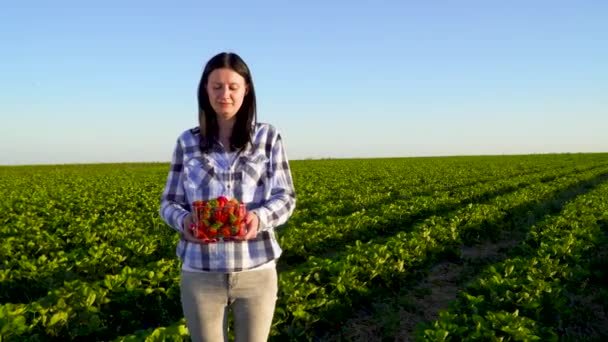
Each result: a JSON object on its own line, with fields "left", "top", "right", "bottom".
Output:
{"left": 394, "top": 238, "right": 519, "bottom": 341}
{"left": 321, "top": 234, "right": 521, "bottom": 342}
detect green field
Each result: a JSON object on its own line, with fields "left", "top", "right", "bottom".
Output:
{"left": 2, "top": 153, "right": 607, "bottom": 341}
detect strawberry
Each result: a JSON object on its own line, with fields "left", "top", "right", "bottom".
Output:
{"left": 237, "top": 205, "right": 246, "bottom": 218}
{"left": 217, "top": 196, "right": 229, "bottom": 208}
{"left": 237, "top": 223, "right": 246, "bottom": 236}
{"left": 195, "top": 229, "right": 209, "bottom": 240}
{"left": 220, "top": 226, "right": 231, "bottom": 238}
{"left": 225, "top": 205, "right": 235, "bottom": 215}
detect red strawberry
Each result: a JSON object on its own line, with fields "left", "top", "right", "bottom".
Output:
{"left": 221, "top": 226, "right": 231, "bottom": 238}
{"left": 217, "top": 196, "right": 229, "bottom": 208}
{"left": 225, "top": 205, "right": 235, "bottom": 215}
{"left": 237, "top": 205, "right": 246, "bottom": 218}
{"left": 237, "top": 223, "right": 246, "bottom": 236}
{"left": 196, "top": 229, "right": 209, "bottom": 240}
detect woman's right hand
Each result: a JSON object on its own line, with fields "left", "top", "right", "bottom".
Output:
{"left": 181, "top": 213, "right": 206, "bottom": 243}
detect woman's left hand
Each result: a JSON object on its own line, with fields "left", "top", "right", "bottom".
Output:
{"left": 239, "top": 212, "right": 259, "bottom": 240}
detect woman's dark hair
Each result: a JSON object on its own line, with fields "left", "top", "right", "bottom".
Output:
{"left": 197, "top": 52, "right": 257, "bottom": 152}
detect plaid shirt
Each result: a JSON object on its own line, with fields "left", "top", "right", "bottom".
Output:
{"left": 159, "top": 123, "right": 296, "bottom": 272}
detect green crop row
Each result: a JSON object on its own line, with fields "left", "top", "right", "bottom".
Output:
{"left": 270, "top": 166, "right": 608, "bottom": 339}
{"left": 0, "top": 259, "right": 182, "bottom": 341}
{"left": 421, "top": 175, "right": 608, "bottom": 341}
{"left": 1, "top": 154, "right": 607, "bottom": 341}
{"left": 278, "top": 163, "right": 605, "bottom": 263}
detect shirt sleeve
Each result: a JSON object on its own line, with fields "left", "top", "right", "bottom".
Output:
{"left": 250, "top": 132, "right": 297, "bottom": 231}
{"left": 159, "top": 139, "right": 190, "bottom": 233}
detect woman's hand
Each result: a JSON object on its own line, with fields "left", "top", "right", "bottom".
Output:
{"left": 237, "top": 212, "right": 259, "bottom": 240}
{"left": 180, "top": 213, "right": 207, "bottom": 243}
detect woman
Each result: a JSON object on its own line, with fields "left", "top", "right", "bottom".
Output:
{"left": 159, "top": 52, "right": 296, "bottom": 342}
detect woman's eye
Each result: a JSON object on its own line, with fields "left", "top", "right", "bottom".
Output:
{"left": 212, "top": 85, "right": 239, "bottom": 90}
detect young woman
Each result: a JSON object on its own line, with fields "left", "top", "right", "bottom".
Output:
{"left": 159, "top": 52, "right": 296, "bottom": 342}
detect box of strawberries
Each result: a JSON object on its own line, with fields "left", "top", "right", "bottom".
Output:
{"left": 190, "top": 196, "right": 247, "bottom": 242}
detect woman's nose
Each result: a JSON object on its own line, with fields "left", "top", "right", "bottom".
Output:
{"left": 219, "top": 87, "right": 230, "bottom": 98}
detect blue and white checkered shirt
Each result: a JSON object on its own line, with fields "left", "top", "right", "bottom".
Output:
{"left": 160, "top": 123, "right": 296, "bottom": 272}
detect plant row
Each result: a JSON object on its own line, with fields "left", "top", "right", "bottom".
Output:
{"left": 421, "top": 175, "right": 608, "bottom": 341}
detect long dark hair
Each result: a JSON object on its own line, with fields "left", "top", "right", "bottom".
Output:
{"left": 197, "top": 52, "right": 257, "bottom": 152}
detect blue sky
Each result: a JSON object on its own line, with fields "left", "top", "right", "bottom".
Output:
{"left": 1, "top": 0, "right": 607, "bottom": 165}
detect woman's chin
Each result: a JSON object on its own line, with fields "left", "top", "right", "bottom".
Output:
{"left": 216, "top": 112, "right": 237, "bottom": 121}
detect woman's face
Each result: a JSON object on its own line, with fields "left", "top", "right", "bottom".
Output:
{"left": 206, "top": 68, "right": 248, "bottom": 122}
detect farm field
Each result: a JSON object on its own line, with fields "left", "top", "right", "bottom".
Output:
{"left": 1, "top": 153, "right": 607, "bottom": 341}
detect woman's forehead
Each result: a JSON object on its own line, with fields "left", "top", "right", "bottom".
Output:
{"left": 208, "top": 68, "right": 245, "bottom": 83}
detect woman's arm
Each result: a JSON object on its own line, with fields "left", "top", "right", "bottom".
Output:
{"left": 250, "top": 132, "right": 296, "bottom": 231}
{"left": 159, "top": 139, "right": 190, "bottom": 233}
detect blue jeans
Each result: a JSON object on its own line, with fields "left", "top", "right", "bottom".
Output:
{"left": 180, "top": 266, "right": 278, "bottom": 342}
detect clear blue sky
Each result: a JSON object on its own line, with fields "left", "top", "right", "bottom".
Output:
{"left": 1, "top": 0, "right": 607, "bottom": 165}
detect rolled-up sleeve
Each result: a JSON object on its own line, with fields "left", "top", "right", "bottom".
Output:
{"left": 251, "top": 133, "right": 296, "bottom": 231}
{"left": 159, "top": 139, "right": 190, "bottom": 233}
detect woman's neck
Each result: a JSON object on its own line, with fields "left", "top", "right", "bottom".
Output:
{"left": 217, "top": 117, "right": 236, "bottom": 147}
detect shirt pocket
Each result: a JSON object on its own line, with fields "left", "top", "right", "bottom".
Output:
{"left": 183, "top": 156, "right": 222, "bottom": 201}
{"left": 238, "top": 151, "right": 269, "bottom": 202}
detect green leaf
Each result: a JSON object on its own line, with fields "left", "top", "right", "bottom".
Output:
{"left": 86, "top": 293, "right": 96, "bottom": 307}
{"left": 48, "top": 311, "right": 68, "bottom": 327}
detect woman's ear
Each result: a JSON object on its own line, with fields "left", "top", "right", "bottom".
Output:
{"left": 245, "top": 84, "right": 249, "bottom": 95}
